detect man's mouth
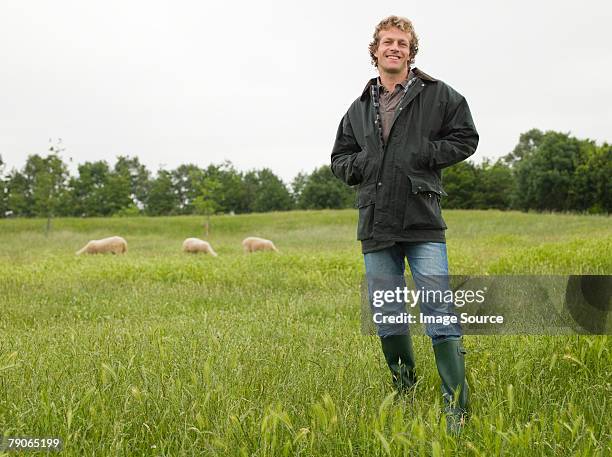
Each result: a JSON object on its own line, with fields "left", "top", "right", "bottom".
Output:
{"left": 386, "top": 55, "right": 400, "bottom": 61}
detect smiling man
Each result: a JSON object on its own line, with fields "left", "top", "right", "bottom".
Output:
{"left": 331, "top": 16, "right": 479, "bottom": 432}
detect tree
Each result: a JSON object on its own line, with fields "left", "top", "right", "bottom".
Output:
{"left": 114, "top": 155, "right": 151, "bottom": 210}
{"left": 5, "top": 170, "right": 31, "bottom": 216}
{"left": 68, "top": 160, "right": 113, "bottom": 216}
{"left": 67, "top": 157, "right": 146, "bottom": 217}
{"left": 146, "top": 169, "right": 178, "bottom": 216}
{"left": 441, "top": 162, "right": 477, "bottom": 209}
{"left": 8, "top": 147, "right": 70, "bottom": 230}
{"left": 588, "top": 144, "right": 612, "bottom": 213}
{"left": 0, "top": 155, "right": 6, "bottom": 217}
{"left": 33, "top": 155, "right": 69, "bottom": 233}
{"left": 295, "top": 166, "right": 355, "bottom": 209}
{"left": 567, "top": 142, "right": 612, "bottom": 213}
{"left": 290, "top": 171, "right": 308, "bottom": 206}
{"left": 203, "top": 161, "right": 249, "bottom": 213}
{"left": 244, "top": 168, "right": 293, "bottom": 212}
{"left": 193, "top": 178, "right": 221, "bottom": 236}
{"left": 473, "top": 159, "right": 514, "bottom": 210}
{"left": 513, "top": 131, "right": 581, "bottom": 211}
{"left": 503, "top": 128, "right": 544, "bottom": 166}
{"left": 104, "top": 169, "right": 133, "bottom": 215}
{"left": 171, "top": 164, "right": 205, "bottom": 214}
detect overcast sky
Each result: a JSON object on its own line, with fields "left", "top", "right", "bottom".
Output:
{"left": 1, "top": 0, "right": 611, "bottom": 182}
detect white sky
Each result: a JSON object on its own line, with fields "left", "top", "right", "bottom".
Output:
{"left": 1, "top": 0, "right": 611, "bottom": 183}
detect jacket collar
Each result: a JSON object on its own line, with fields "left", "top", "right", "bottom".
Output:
{"left": 360, "top": 67, "right": 437, "bottom": 100}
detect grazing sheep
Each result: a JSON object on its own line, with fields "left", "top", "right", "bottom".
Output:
{"left": 76, "top": 236, "right": 128, "bottom": 255}
{"left": 242, "top": 236, "right": 278, "bottom": 253}
{"left": 182, "top": 238, "right": 218, "bottom": 256}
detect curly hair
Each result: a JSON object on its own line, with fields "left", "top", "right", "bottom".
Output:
{"left": 368, "top": 16, "right": 419, "bottom": 67}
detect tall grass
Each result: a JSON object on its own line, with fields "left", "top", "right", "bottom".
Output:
{"left": 0, "top": 210, "right": 610, "bottom": 456}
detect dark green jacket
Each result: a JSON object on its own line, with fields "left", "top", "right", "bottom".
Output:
{"left": 331, "top": 68, "right": 478, "bottom": 242}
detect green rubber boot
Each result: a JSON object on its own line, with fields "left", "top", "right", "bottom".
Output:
{"left": 380, "top": 334, "right": 417, "bottom": 392}
{"left": 433, "top": 338, "right": 469, "bottom": 434}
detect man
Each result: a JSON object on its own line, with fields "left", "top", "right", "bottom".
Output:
{"left": 330, "top": 16, "right": 478, "bottom": 432}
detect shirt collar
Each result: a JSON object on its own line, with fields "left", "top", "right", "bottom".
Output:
{"left": 361, "top": 67, "right": 437, "bottom": 100}
{"left": 377, "top": 68, "right": 414, "bottom": 93}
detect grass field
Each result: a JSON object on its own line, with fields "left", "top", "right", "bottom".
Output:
{"left": 1, "top": 210, "right": 611, "bottom": 456}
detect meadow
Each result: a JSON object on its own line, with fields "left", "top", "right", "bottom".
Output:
{"left": 0, "top": 210, "right": 611, "bottom": 456}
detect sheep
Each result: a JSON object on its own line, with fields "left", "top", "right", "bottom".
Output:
{"left": 76, "top": 236, "right": 128, "bottom": 255}
{"left": 182, "top": 238, "right": 218, "bottom": 256}
{"left": 242, "top": 236, "right": 278, "bottom": 253}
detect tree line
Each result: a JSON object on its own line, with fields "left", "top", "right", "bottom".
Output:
{"left": 0, "top": 153, "right": 354, "bottom": 218}
{"left": 0, "top": 129, "right": 609, "bottom": 218}
{"left": 443, "top": 129, "right": 610, "bottom": 213}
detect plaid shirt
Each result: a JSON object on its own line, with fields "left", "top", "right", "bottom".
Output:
{"left": 373, "top": 69, "right": 417, "bottom": 146}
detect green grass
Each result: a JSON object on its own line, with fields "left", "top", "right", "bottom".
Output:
{"left": 0, "top": 210, "right": 611, "bottom": 456}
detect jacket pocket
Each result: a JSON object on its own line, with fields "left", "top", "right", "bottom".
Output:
{"left": 356, "top": 182, "right": 376, "bottom": 240}
{"left": 402, "top": 176, "right": 447, "bottom": 230}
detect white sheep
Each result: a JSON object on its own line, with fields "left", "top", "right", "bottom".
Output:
{"left": 182, "top": 238, "right": 218, "bottom": 256}
{"left": 76, "top": 236, "right": 128, "bottom": 255}
{"left": 242, "top": 236, "right": 278, "bottom": 253}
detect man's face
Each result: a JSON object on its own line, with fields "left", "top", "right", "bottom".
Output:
{"left": 374, "top": 27, "right": 411, "bottom": 74}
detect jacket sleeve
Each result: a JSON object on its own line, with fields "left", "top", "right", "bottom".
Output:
{"left": 330, "top": 112, "right": 365, "bottom": 186}
{"left": 422, "top": 93, "right": 479, "bottom": 170}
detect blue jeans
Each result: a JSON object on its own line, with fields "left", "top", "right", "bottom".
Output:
{"left": 364, "top": 242, "right": 462, "bottom": 343}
